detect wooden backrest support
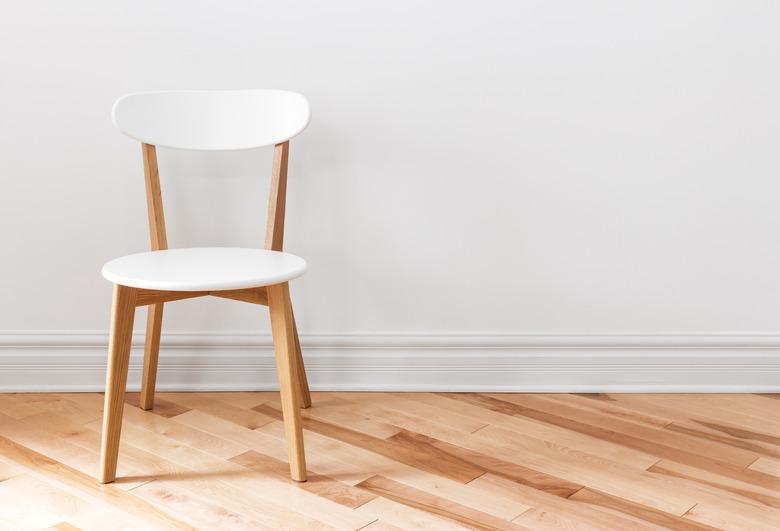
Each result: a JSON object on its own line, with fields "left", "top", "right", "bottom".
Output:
{"left": 112, "top": 90, "right": 310, "bottom": 253}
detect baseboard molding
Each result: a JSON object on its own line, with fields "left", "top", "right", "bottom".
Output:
{"left": 1, "top": 332, "right": 779, "bottom": 392}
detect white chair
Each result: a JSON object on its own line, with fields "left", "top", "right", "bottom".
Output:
{"left": 99, "top": 90, "right": 311, "bottom": 483}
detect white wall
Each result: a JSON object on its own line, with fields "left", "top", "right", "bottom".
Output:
{"left": 2, "top": 2, "right": 780, "bottom": 390}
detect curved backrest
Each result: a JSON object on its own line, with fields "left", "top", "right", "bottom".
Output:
{"left": 112, "top": 90, "right": 310, "bottom": 150}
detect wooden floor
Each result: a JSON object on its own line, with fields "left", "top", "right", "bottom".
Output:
{"left": 0, "top": 393, "right": 778, "bottom": 530}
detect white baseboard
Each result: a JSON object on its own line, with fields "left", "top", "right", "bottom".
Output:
{"left": 1, "top": 332, "right": 779, "bottom": 392}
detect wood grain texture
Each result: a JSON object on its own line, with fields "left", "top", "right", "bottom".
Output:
{"left": 291, "top": 308, "right": 312, "bottom": 409}
{"left": 99, "top": 284, "right": 137, "bottom": 484}
{"left": 1, "top": 392, "right": 778, "bottom": 530}
{"left": 141, "top": 143, "right": 167, "bottom": 251}
{"left": 230, "top": 449, "right": 376, "bottom": 509}
{"left": 266, "top": 282, "right": 306, "bottom": 481}
{"left": 139, "top": 142, "right": 167, "bottom": 414}
{"left": 262, "top": 140, "right": 311, "bottom": 409}
{"left": 254, "top": 403, "right": 486, "bottom": 483}
{"left": 0, "top": 435, "right": 193, "bottom": 529}
{"left": 356, "top": 475, "right": 531, "bottom": 530}
{"left": 140, "top": 302, "right": 163, "bottom": 410}
{"left": 568, "top": 487, "right": 720, "bottom": 530}
{"left": 265, "top": 141, "right": 289, "bottom": 252}
{"left": 134, "top": 290, "right": 209, "bottom": 306}
{"left": 209, "top": 286, "right": 268, "bottom": 305}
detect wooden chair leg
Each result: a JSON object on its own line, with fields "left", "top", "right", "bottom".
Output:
{"left": 140, "top": 303, "right": 163, "bottom": 410}
{"left": 267, "top": 282, "right": 307, "bottom": 481}
{"left": 290, "top": 309, "right": 312, "bottom": 409}
{"left": 99, "top": 284, "right": 137, "bottom": 484}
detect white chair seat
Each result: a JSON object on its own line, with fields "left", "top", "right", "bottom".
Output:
{"left": 102, "top": 247, "right": 306, "bottom": 291}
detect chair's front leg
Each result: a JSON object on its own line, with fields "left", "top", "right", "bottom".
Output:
{"left": 267, "top": 282, "right": 307, "bottom": 481}
{"left": 99, "top": 284, "right": 137, "bottom": 483}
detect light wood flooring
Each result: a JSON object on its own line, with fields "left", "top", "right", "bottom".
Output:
{"left": 0, "top": 392, "right": 778, "bottom": 530}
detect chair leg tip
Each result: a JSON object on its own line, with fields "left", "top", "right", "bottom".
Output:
{"left": 139, "top": 397, "right": 154, "bottom": 411}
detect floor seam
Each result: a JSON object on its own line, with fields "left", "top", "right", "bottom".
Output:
{"left": 353, "top": 517, "right": 379, "bottom": 530}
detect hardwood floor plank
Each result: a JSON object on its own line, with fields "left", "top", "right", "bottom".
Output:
{"left": 258, "top": 419, "right": 535, "bottom": 520}
{"left": 755, "top": 393, "right": 780, "bottom": 401}
{"left": 684, "top": 394, "right": 780, "bottom": 424}
{"left": 648, "top": 460, "right": 780, "bottom": 509}
{"left": 749, "top": 456, "right": 780, "bottom": 477}
{"left": 0, "top": 456, "right": 24, "bottom": 481}
{"left": 357, "top": 474, "right": 531, "bottom": 530}
{"left": 298, "top": 402, "right": 404, "bottom": 439}
{"left": 0, "top": 393, "right": 49, "bottom": 419}
{"left": 609, "top": 394, "right": 780, "bottom": 436}
{"left": 680, "top": 418, "right": 780, "bottom": 448}
{"left": 568, "top": 487, "right": 720, "bottom": 531}
{"left": 0, "top": 392, "right": 775, "bottom": 529}
{"left": 683, "top": 500, "right": 780, "bottom": 531}
{"left": 0, "top": 475, "right": 68, "bottom": 531}
{"left": 120, "top": 402, "right": 250, "bottom": 460}
{"left": 388, "top": 429, "right": 582, "bottom": 497}
{"left": 0, "top": 412, "right": 147, "bottom": 491}
{"left": 357, "top": 496, "right": 473, "bottom": 531}
{"left": 435, "top": 423, "right": 701, "bottom": 515}
{"left": 409, "top": 392, "right": 661, "bottom": 469}
{"left": 108, "top": 444, "right": 343, "bottom": 530}
{"left": 130, "top": 479, "right": 275, "bottom": 530}
{"left": 0, "top": 474, "right": 140, "bottom": 530}
{"left": 556, "top": 394, "right": 672, "bottom": 428}
{"left": 254, "top": 403, "right": 486, "bottom": 483}
{"left": 357, "top": 402, "right": 485, "bottom": 441}
{"left": 178, "top": 409, "right": 377, "bottom": 485}
{"left": 167, "top": 391, "right": 277, "bottom": 410}
{"left": 591, "top": 394, "right": 780, "bottom": 459}
{"left": 8, "top": 393, "right": 101, "bottom": 425}
{"left": 161, "top": 392, "right": 276, "bottom": 429}
{"left": 81, "top": 418, "right": 374, "bottom": 530}
{"left": 337, "top": 392, "right": 490, "bottom": 434}
{"left": 230, "top": 449, "right": 377, "bottom": 509}
{"left": 0, "top": 435, "right": 194, "bottom": 530}
{"left": 471, "top": 474, "right": 661, "bottom": 531}
{"left": 124, "top": 393, "right": 190, "bottom": 418}
{"left": 44, "top": 523, "right": 83, "bottom": 531}
{"left": 663, "top": 421, "right": 780, "bottom": 459}
{"left": 360, "top": 520, "right": 406, "bottom": 530}
{"left": 481, "top": 393, "right": 761, "bottom": 469}
{"left": 643, "top": 464, "right": 780, "bottom": 529}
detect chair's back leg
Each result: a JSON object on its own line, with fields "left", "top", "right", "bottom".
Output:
{"left": 139, "top": 143, "right": 168, "bottom": 411}
{"left": 100, "top": 284, "right": 137, "bottom": 483}
{"left": 268, "top": 282, "right": 307, "bottom": 481}
{"left": 290, "top": 310, "right": 311, "bottom": 408}
{"left": 266, "top": 141, "right": 311, "bottom": 409}
{"left": 140, "top": 303, "right": 164, "bottom": 410}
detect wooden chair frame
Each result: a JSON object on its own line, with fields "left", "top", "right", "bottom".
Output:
{"left": 99, "top": 141, "right": 310, "bottom": 484}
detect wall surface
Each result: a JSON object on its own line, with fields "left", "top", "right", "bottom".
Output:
{"left": 1, "top": 1, "right": 779, "bottom": 390}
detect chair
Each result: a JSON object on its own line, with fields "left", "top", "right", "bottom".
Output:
{"left": 99, "top": 90, "right": 312, "bottom": 483}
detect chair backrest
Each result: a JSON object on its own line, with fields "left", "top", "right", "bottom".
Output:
{"left": 112, "top": 89, "right": 309, "bottom": 253}
{"left": 112, "top": 90, "right": 310, "bottom": 150}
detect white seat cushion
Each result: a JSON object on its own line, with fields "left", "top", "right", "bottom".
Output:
{"left": 102, "top": 247, "right": 306, "bottom": 291}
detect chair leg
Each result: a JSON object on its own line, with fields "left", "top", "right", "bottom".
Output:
{"left": 267, "top": 282, "right": 307, "bottom": 481}
{"left": 140, "top": 303, "right": 164, "bottom": 410}
{"left": 290, "top": 309, "right": 312, "bottom": 409}
{"left": 99, "top": 284, "right": 137, "bottom": 484}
